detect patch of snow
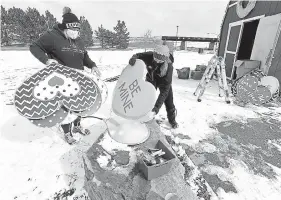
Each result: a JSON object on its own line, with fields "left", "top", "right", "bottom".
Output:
{"left": 173, "top": 51, "right": 213, "bottom": 70}
{"left": 156, "top": 76, "right": 260, "bottom": 145}
{"left": 98, "top": 132, "right": 132, "bottom": 154}
{"left": 92, "top": 176, "right": 102, "bottom": 187}
{"left": 201, "top": 165, "right": 232, "bottom": 182}
{"left": 195, "top": 142, "right": 217, "bottom": 154}
{"left": 96, "top": 154, "right": 112, "bottom": 168}
{"left": 113, "top": 151, "right": 138, "bottom": 176}
{"left": 210, "top": 159, "right": 281, "bottom": 200}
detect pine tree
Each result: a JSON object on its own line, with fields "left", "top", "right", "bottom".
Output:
{"left": 80, "top": 16, "right": 94, "bottom": 47}
{"left": 1, "top": 5, "right": 10, "bottom": 45}
{"left": 95, "top": 24, "right": 107, "bottom": 48}
{"left": 101, "top": 29, "right": 115, "bottom": 48}
{"left": 24, "top": 7, "right": 48, "bottom": 43}
{"left": 1, "top": 6, "right": 58, "bottom": 45}
{"left": 45, "top": 10, "right": 57, "bottom": 30}
{"left": 4, "top": 6, "right": 27, "bottom": 44}
{"left": 103, "top": 29, "right": 110, "bottom": 48}
{"left": 108, "top": 30, "right": 117, "bottom": 48}
{"left": 113, "top": 20, "right": 130, "bottom": 49}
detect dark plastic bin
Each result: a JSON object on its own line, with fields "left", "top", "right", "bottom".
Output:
{"left": 191, "top": 70, "right": 205, "bottom": 80}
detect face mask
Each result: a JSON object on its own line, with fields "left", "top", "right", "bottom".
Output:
{"left": 65, "top": 29, "right": 80, "bottom": 40}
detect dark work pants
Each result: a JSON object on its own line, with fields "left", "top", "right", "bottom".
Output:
{"left": 146, "top": 77, "right": 177, "bottom": 123}
{"left": 61, "top": 117, "right": 81, "bottom": 133}
{"left": 164, "top": 87, "right": 177, "bottom": 123}
{"left": 164, "top": 86, "right": 175, "bottom": 112}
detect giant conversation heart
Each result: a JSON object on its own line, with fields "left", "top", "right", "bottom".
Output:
{"left": 236, "top": 74, "right": 272, "bottom": 105}
{"left": 231, "top": 69, "right": 265, "bottom": 97}
{"left": 112, "top": 59, "right": 157, "bottom": 120}
{"left": 14, "top": 63, "right": 104, "bottom": 127}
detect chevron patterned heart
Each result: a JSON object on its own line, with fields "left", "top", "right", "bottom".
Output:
{"left": 14, "top": 63, "right": 102, "bottom": 127}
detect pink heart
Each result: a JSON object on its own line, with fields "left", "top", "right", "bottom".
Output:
{"left": 112, "top": 59, "right": 157, "bottom": 120}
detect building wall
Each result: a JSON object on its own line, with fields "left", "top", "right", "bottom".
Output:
{"left": 218, "top": 1, "right": 281, "bottom": 57}
{"left": 218, "top": 0, "right": 281, "bottom": 83}
{"left": 268, "top": 28, "right": 281, "bottom": 83}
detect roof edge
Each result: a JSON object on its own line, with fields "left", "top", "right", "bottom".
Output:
{"left": 217, "top": 0, "right": 232, "bottom": 56}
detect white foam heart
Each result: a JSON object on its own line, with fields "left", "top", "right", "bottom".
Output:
{"left": 112, "top": 59, "right": 157, "bottom": 120}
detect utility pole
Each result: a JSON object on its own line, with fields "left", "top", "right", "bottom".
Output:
{"left": 175, "top": 25, "right": 179, "bottom": 51}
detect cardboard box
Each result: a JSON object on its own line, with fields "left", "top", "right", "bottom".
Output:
{"left": 234, "top": 60, "right": 261, "bottom": 79}
{"left": 138, "top": 140, "right": 176, "bottom": 180}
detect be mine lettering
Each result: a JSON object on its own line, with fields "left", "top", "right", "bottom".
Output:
{"left": 118, "top": 80, "right": 141, "bottom": 113}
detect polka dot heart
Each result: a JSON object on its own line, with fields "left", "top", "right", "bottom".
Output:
{"left": 14, "top": 63, "right": 106, "bottom": 128}
{"left": 30, "top": 108, "right": 68, "bottom": 128}
{"left": 236, "top": 74, "right": 272, "bottom": 105}
{"left": 232, "top": 69, "right": 279, "bottom": 105}
{"left": 33, "top": 72, "right": 80, "bottom": 101}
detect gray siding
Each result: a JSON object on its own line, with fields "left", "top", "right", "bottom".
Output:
{"left": 268, "top": 29, "right": 281, "bottom": 84}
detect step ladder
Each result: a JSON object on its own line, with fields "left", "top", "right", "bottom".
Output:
{"left": 193, "top": 55, "right": 231, "bottom": 104}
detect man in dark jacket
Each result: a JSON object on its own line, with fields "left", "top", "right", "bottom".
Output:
{"left": 29, "top": 7, "right": 100, "bottom": 144}
{"left": 128, "top": 45, "right": 179, "bottom": 128}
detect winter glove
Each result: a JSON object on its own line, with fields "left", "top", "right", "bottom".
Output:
{"left": 138, "top": 111, "right": 156, "bottom": 123}
{"left": 91, "top": 67, "right": 101, "bottom": 77}
{"left": 147, "top": 111, "right": 156, "bottom": 121}
{"left": 46, "top": 59, "right": 58, "bottom": 65}
{"left": 129, "top": 55, "right": 137, "bottom": 66}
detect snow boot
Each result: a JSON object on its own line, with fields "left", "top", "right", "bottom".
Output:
{"left": 64, "top": 132, "right": 77, "bottom": 145}
{"left": 72, "top": 125, "right": 91, "bottom": 135}
{"left": 170, "top": 121, "right": 179, "bottom": 129}
{"left": 167, "top": 108, "right": 179, "bottom": 129}
{"left": 61, "top": 123, "right": 77, "bottom": 145}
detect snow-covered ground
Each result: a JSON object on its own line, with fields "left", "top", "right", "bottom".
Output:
{"left": 1, "top": 50, "right": 281, "bottom": 200}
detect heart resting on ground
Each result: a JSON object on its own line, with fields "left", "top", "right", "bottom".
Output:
{"left": 236, "top": 74, "right": 272, "bottom": 105}
{"left": 14, "top": 63, "right": 105, "bottom": 128}
{"left": 112, "top": 59, "right": 157, "bottom": 120}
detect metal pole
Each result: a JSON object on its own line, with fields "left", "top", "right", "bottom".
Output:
{"left": 175, "top": 26, "right": 179, "bottom": 51}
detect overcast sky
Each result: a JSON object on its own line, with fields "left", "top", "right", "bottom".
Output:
{"left": 2, "top": 0, "right": 229, "bottom": 37}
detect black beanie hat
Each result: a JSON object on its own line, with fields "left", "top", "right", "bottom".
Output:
{"left": 60, "top": 7, "right": 81, "bottom": 29}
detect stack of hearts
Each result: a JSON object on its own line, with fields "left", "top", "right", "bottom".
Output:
{"left": 14, "top": 63, "right": 108, "bottom": 128}
{"left": 231, "top": 69, "right": 280, "bottom": 106}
